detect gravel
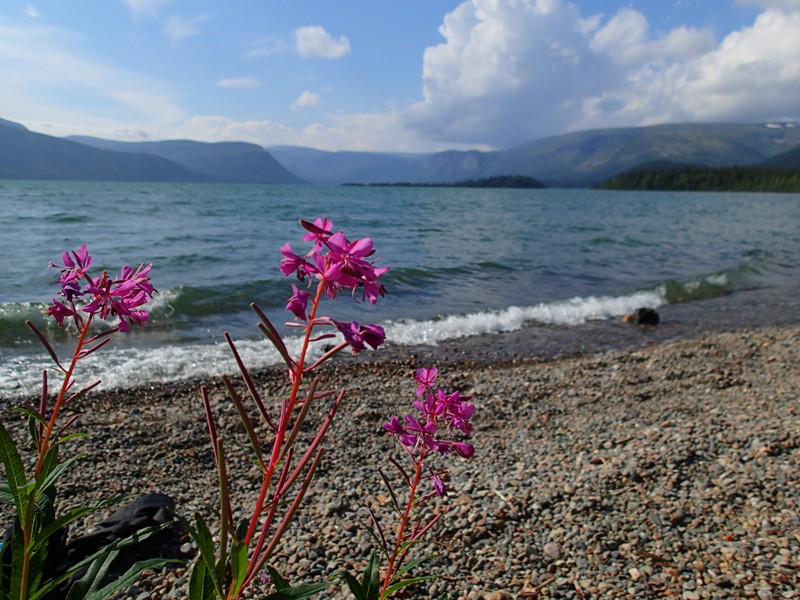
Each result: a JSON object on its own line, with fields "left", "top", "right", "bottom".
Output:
{"left": 2, "top": 325, "right": 799, "bottom": 598}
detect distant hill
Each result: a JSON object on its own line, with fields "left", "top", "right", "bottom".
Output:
{"left": 267, "top": 146, "right": 429, "bottom": 185}
{"left": 755, "top": 143, "right": 800, "bottom": 169}
{"left": 353, "top": 175, "right": 545, "bottom": 188}
{"left": 270, "top": 122, "right": 800, "bottom": 187}
{"left": 601, "top": 161, "right": 800, "bottom": 193}
{"left": 0, "top": 119, "right": 209, "bottom": 182}
{"left": 68, "top": 137, "right": 302, "bottom": 184}
{"left": 4, "top": 117, "right": 800, "bottom": 186}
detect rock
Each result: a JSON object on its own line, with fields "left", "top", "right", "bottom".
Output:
{"left": 624, "top": 307, "right": 660, "bottom": 325}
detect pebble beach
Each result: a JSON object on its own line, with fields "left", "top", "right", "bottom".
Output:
{"left": 2, "top": 324, "right": 799, "bottom": 599}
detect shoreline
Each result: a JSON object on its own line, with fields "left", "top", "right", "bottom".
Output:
{"left": 2, "top": 324, "right": 799, "bottom": 598}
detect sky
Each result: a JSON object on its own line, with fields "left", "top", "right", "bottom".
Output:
{"left": 1, "top": 0, "right": 798, "bottom": 152}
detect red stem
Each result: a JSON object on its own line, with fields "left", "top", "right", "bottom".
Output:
{"left": 239, "top": 279, "right": 327, "bottom": 591}
{"left": 380, "top": 454, "right": 424, "bottom": 597}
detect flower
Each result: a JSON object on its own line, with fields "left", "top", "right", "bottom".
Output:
{"left": 431, "top": 475, "right": 447, "bottom": 497}
{"left": 279, "top": 243, "right": 310, "bottom": 279}
{"left": 47, "top": 299, "right": 78, "bottom": 326}
{"left": 413, "top": 367, "right": 438, "bottom": 396}
{"left": 384, "top": 370, "right": 475, "bottom": 493}
{"left": 333, "top": 320, "right": 386, "bottom": 353}
{"left": 301, "top": 217, "right": 334, "bottom": 252}
{"left": 279, "top": 220, "right": 388, "bottom": 305}
{"left": 51, "top": 244, "right": 92, "bottom": 286}
{"left": 82, "top": 263, "right": 155, "bottom": 332}
{"left": 286, "top": 285, "right": 311, "bottom": 320}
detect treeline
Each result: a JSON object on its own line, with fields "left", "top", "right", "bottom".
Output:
{"left": 345, "top": 175, "right": 545, "bottom": 189}
{"left": 602, "top": 165, "right": 800, "bottom": 193}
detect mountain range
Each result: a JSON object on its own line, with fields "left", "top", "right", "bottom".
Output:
{"left": 269, "top": 122, "right": 800, "bottom": 186}
{"left": 1, "top": 117, "right": 799, "bottom": 186}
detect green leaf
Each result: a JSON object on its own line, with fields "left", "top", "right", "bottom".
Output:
{"left": 227, "top": 540, "right": 249, "bottom": 598}
{"left": 262, "top": 580, "right": 330, "bottom": 599}
{"left": 267, "top": 566, "right": 291, "bottom": 591}
{"left": 361, "top": 551, "right": 380, "bottom": 599}
{"left": 29, "top": 524, "right": 177, "bottom": 600}
{"left": 335, "top": 571, "right": 368, "bottom": 600}
{"left": 263, "top": 567, "right": 331, "bottom": 598}
{"left": 64, "top": 549, "right": 120, "bottom": 600}
{"left": 0, "top": 421, "right": 29, "bottom": 517}
{"left": 0, "top": 482, "right": 15, "bottom": 506}
{"left": 381, "top": 575, "right": 434, "bottom": 598}
{"left": 188, "top": 559, "right": 220, "bottom": 600}
{"left": 87, "top": 557, "right": 177, "bottom": 600}
{"left": 185, "top": 514, "right": 224, "bottom": 598}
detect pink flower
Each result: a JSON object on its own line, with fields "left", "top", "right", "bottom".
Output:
{"left": 47, "top": 299, "right": 78, "bottom": 325}
{"left": 413, "top": 367, "right": 438, "bottom": 396}
{"left": 333, "top": 320, "right": 386, "bottom": 353}
{"left": 286, "top": 284, "right": 311, "bottom": 321}
{"left": 280, "top": 220, "right": 389, "bottom": 306}
{"left": 383, "top": 369, "right": 475, "bottom": 493}
{"left": 83, "top": 263, "right": 155, "bottom": 332}
{"left": 301, "top": 218, "right": 334, "bottom": 252}
{"left": 51, "top": 244, "right": 92, "bottom": 286}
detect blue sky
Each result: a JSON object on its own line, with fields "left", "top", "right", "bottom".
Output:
{"left": 1, "top": 0, "right": 798, "bottom": 152}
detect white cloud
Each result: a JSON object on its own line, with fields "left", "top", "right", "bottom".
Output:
{"left": 735, "top": 0, "right": 800, "bottom": 12}
{"left": 23, "top": 5, "right": 40, "bottom": 18}
{"left": 295, "top": 25, "right": 351, "bottom": 59}
{"left": 292, "top": 91, "right": 322, "bottom": 110}
{"left": 122, "top": 0, "right": 172, "bottom": 17}
{"left": 671, "top": 10, "right": 800, "bottom": 122}
{"left": 401, "top": 0, "right": 800, "bottom": 148}
{"left": 163, "top": 14, "right": 208, "bottom": 43}
{"left": 217, "top": 77, "right": 258, "bottom": 89}
{"left": 0, "top": 20, "right": 184, "bottom": 137}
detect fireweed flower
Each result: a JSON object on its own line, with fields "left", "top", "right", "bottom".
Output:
{"left": 383, "top": 369, "right": 476, "bottom": 495}
{"left": 279, "top": 219, "right": 388, "bottom": 304}
{"left": 413, "top": 367, "right": 438, "bottom": 396}
{"left": 50, "top": 243, "right": 92, "bottom": 286}
{"left": 279, "top": 218, "right": 389, "bottom": 356}
{"left": 333, "top": 320, "right": 386, "bottom": 353}
{"left": 286, "top": 285, "right": 311, "bottom": 321}
{"left": 47, "top": 246, "right": 156, "bottom": 333}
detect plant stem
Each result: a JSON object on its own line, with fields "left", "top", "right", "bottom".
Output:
{"left": 33, "top": 314, "right": 93, "bottom": 477}
{"left": 238, "top": 279, "right": 326, "bottom": 595}
{"left": 380, "top": 456, "right": 423, "bottom": 598}
{"left": 21, "top": 314, "right": 93, "bottom": 600}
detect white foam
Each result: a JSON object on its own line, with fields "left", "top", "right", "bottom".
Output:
{"left": 386, "top": 290, "right": 666, "bottom": 345}
{"left": 0, "top": 289, "right": 667, "bottom": 400}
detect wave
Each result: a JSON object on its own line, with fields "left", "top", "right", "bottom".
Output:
{"left": 384, "top": 289, "right": 667, "bottom": 345}
{"left": 659, "top": 263, "right": 755, "bottom": 304}
{"left": 0, "top": 288, "right": 668, "bottom": 400}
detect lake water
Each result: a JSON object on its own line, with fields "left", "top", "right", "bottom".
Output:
{"left": 1, "top": 181, "right": 799, "bottom": 399}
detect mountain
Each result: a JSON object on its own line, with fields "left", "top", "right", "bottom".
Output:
{"left": 68, "top": 137, "right": 302, "bottom": 184}
{"left": 4, "top": 117, "right": 800, "bottom": 186}
{"left": 491, "top": 122, "right": 800, "bottom": 185}
{"left": 266, "top": 146, "right": 429, "bottom": 184}
{"left": 269, "top": 122, "right": 800, "bottom": 186}
{"left": 0, "top": 119, "right": 210, "bottom": 182}
{"left": 755, "top": 142, "right": 800, "bottom": 169}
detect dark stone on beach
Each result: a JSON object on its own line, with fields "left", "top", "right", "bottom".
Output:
{"left": 628, "top": 307, "right": 660, "bottom": 325}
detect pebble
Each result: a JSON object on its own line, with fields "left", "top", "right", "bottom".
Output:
{"left": 2, "top": 326, "right": 799, "bottom": 598}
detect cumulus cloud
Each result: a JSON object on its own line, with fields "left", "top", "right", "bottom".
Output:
{"left": 217, "top": 77, "right": 257, "bottom": 89}
{"left": 292, "top": 91, "right": 322, "bottom": 109}
{"left": 401, "top": 0, "right": 800, "bottom": 148}
{"left": 163, "top": 14, "right": 208, "bottom": 43}
{"left": 295, "top": 25, "right": 351, "bottom": 58}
